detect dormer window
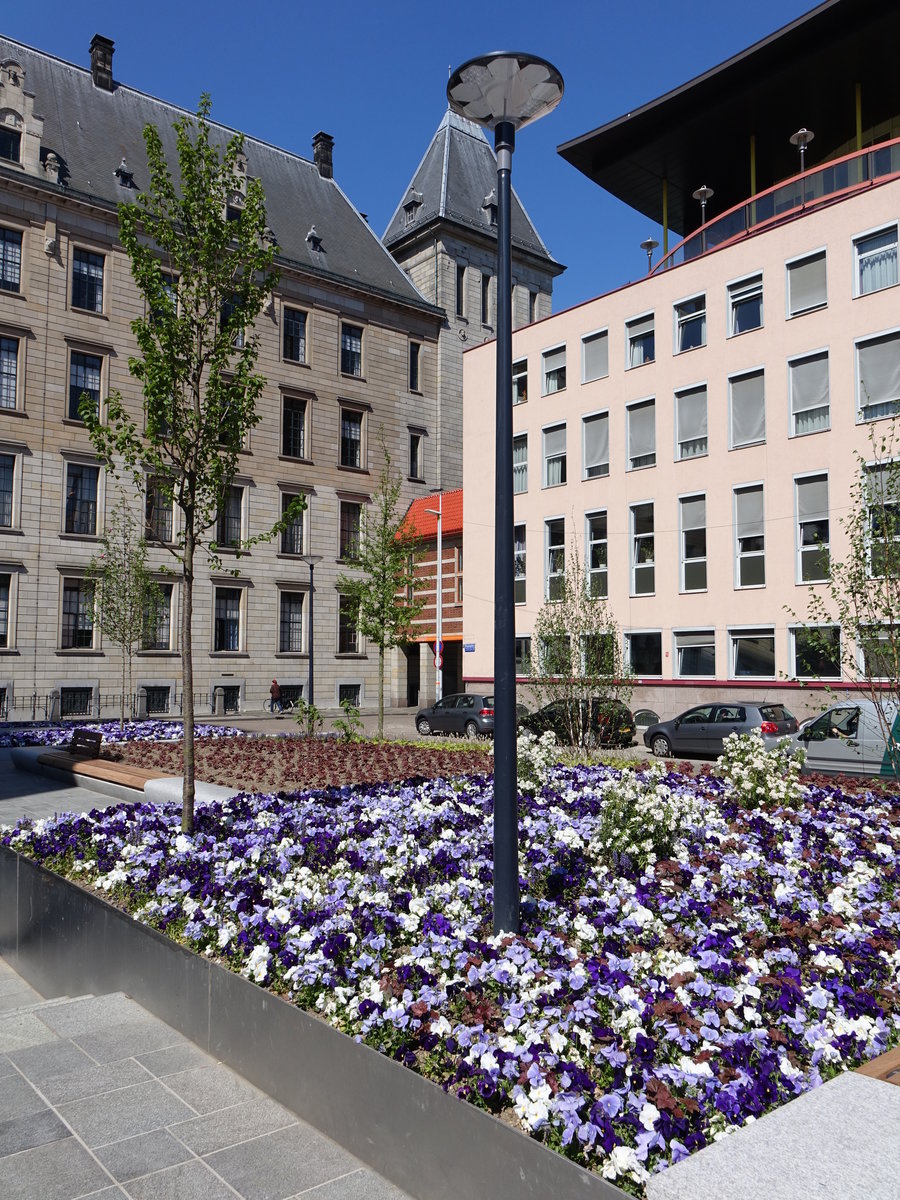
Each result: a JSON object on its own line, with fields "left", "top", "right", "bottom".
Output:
{"left": 306, "top": 226, "right": 323, "bottom": 252}
{"left": 482, "top": 188, "right": 498, "bottom": 226}
{"left": 113, "top": 157, "right": 135, "bottom": 188}
{"left": 0, "top": 127, "right": 20, "bottom": 163}
{"left": 403, "top": 187, "right": 423, "bottom": 227}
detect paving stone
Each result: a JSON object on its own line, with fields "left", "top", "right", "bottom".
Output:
{"left": 73, "top": 1018, "right": 186, "bottom": 1064}
{"left": 37, "top": 993, "right": 143, "bottom": 1038}
{"left": 135, "top": 1043, "right": 216, "bottom": 1078}
{"left": 0, "top": 1136, "right": 111, "bottom": 1200}
{"left": 8, "top": 1038, "right": 95, "bottom": 1084}
{"left": 205, "top": 1123, "right": 360, "bottom": 1200}
{"left": 0, "top": 1071, "right": 49, "bottom": 1122}
{"left": 58, "top": 1078, "right": 197, "bottom": 1148}
{"left": 163, "top": 1063, "right": 261, "bottom": 1115}
{"left": 124, "top": 1158, "right": 241, "bottom": 1200}
{"left": 0, "top": 974, "right": 40, "bottom": 999}
{"left": 286, "top": 1169, "right": 413, "bottom": 1200}
{"left": 0, "top": 1012, "right": 60, "bottom": 1054}
{"left": 0, "top": 1108, "right": 71, "bottom": 1157}
{"left": 39, "top": 1057, "right": 153, "bottom": 1105}
{"left": 171, "top": 1096, "right": 298, "bottom": 1156}
{"left": 94, "top": 1128, "right": 194, "bottom": 1182}
{"left": 0, "top": 1054, "right": 14, "bottom": 1079}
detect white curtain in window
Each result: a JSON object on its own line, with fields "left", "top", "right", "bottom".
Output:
{"left": 790, "top": 353, "right": 829, "bottom": 433}
{"left": 513, "top": 435, "right": 527, "bottom": 492}
{"left": 628, "top": 401, "right": 655, "bottom": 461}
{"left": 858, "top": 333, "right": 900, "bottom": 414}
{"left": 735, "top": 486, "right": 764, "bottom": 539}
{"left": 543, "top": 347, "right": 566, "bottom": 393}
{"left": 730, "top": 372, "right": 765, "bottom": 446}
{"left": 543, "top": 424, "right": 566, "bottom": 486}
{"left": 628, "top": 315, "right": 654, "bottom": 366}
{"left": 582, "top": 332, "right": 608, "bottom": 382}
{"left": 676, "top": 387, "right": 707, "bottom": 456}
{"left": 858, "top": 230, "right": 898, "bottom": 294}
{"left": 788, "top": 252, "right": 827, "bottom": 313}
{"left": 583, "top": 413, "right": 609, "bottom": 476}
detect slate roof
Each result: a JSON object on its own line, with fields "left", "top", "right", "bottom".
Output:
{"left": 383, "top": 110, "right": 562, "bottom": 271}
{"left": 0, "top": 35, "right": 440, "bottom": 315}
{"left": 401, "top": 488, "right": 463, "bottom": 539}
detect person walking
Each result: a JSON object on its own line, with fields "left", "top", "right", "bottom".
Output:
{"left": 269, "top": 679, "right": 283, "bottom": 716}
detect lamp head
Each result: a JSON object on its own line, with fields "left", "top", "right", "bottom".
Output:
{"left": 447, "top": 52, "right": 563, "bottom": 132}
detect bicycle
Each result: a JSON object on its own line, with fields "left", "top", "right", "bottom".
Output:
{"left": 263, "top": 697, "right": 295, "bottom": 715}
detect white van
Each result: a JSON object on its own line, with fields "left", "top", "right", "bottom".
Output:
{"left": 791, "top": 699, "right": 899, "bottom": 778}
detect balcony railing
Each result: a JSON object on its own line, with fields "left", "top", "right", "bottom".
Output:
{"left": 653, "top": 137, "right": 900, "bottom": 274}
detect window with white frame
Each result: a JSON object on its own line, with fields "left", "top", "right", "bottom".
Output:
{"left": 626, "top": 399, "right": 655, "bottom": 470}
{"left": 728, "top": 274, "right": 762, "bottom": 335}
{"left": 582, "top": 412, "right": 609, "bottom": 478}
{"left": 586, "top": 510, "right": 607, "bottom": 597}
{"left": 279, "top": 591, "right": 305, "bottom": 653}
{"left": 64, "top": 463, "right": 100, "bottom": 536}
{"left": 68, "top": 351, "right": 102, "bottom": 421}
{"left": 216, "top": 485, "right": 244, "bottom": 549}
{"left": 626, "top": 631, "right": 662, "bottom": 676}
{"left": 283, "top": 306, "right": 307, "bottom": 363}
{"left": 674, "top": 630, "right": 715, "bottom": 677}
{"left": 582, "top": 330, "right": 609, "bottom": 382}
{"left": 515, "top": 635, "right": 532, "bottom": 674}
{"left": 514, "top": 524, "right": 526, "bottom": 604}
{"left": 213, "top": 587, "right": 242, "bottom": 652}
{"left": 340, "top": 324, "right": 363, "bottom": 376}
{"left": 542, "top": 346, "right": 566, "bottom": 394}
{"left": 282, "top": 395, "right": 307, "bottom": 459}
{"left": 857, "top": 331, "right": 900, "bottom": 421}
{"left": 280, "top": 492, "right": 304, "bottom": 555}
{"left": 795, "top": 473, "right": 830, "bottom": 582}
{"left": 513, "top": 433, "right": 528, "bottom": 493}
{"left": 734, "top": 484, "right": 765, "bottom": 587}
{"left": 0, "top": 336, "right": 18, "bottom": 408}
{"left": 0, "top": 227, "right": 22, "bottom": 293}
{"left": 542, "top": 424, "right": 566, "bottom": 487}
{"left": 791, "top": 625, "right": 840, "bottom": 679}
{"left": 512, "top": 358, "right": 527, "bottom": 405}
{"left": 859, "top": 626, "right": 895, "bottom": 679}
{"left": 0, "top": 454, "right": 13, "bottom": 528}
{"left": 730, "top": 627, "right": 775, "bottom": 677}
{"left": 674, "top": 295, "right": 706, "bottom": 353}
{"left": 626, "top": 314, "right": 654, "bottom": 367}
{"left": 675, "top": 385, "right": 707, "bottom": 459}
{"left": 865, "top": 463, "right": 900, "bottom": 577}
{"left": 142, "top": 582, "right": 173, "bottom": 651}
{"left": 679, "top": 494, "right": 707, "bottom": 591}
{"left": 630, "top": 502, "right": 654, "bottom": 595}
{"left": 545, "top": 518, "right": 565, "bottom": 600}
{"left": 61, "top": 577, "right": 95, "bottom": 650}
{"left": 729, "top": 370, "right": 765, "bottom": 448}
{"left": 789, "top": 351, "right": 830, "bottom": 435}
{"left": 72, "top": 248, "right": 104, "bottom": 312}
{"left": 787, "top": 250, "right": 827, "bottom": 316}
{"left": 855, "top": 226, "right": 898, "bottom": 296}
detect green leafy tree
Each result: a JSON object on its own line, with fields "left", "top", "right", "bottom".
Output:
{"left": 87, "top": 495, "right": 164, "bottom": 730}
{"left": 336, "top": 446, "right": 424, "bottom": 738}
{"left": 81, "top": 97, "right": 294, "bottom": 832}
{"left": 529, "top": 540, "right": 631, "bottom": 747}
{"left": 796, "top": 421, "right": 900, "bottom": 773}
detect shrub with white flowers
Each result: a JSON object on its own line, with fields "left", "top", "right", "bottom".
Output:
{"left": 590, "top": 761, "right": 702, "bottom": 871}
{"left": 490, "top": 728, "right": 558, "bottom": 795}
{"left": 716, "top": 731, "right": 806, "bottom": 810}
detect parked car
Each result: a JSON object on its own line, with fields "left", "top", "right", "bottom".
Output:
{"left": 643, "top": 701, "right": 799, "bottom": 758}
{"left": 518, "top": 698, "right": 635, "bottom": 748}
{"left": 789, "top": 699, "right": 899, "bottom": 778}
{"left": 415, "top": 693, "right": 495, "bottom": 739}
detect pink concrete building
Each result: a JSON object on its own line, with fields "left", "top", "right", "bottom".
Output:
{"left": 462, "top": 0, "right": 900, "bottom": 722}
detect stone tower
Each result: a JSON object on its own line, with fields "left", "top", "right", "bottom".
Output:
{"left": 384, "top": 110, "right": 564, "bottom": 491}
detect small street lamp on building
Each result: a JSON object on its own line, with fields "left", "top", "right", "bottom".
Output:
{"left": 640, "top": 236, "right": 658, "bottom": 273}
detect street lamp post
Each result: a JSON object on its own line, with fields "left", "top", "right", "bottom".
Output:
{"left": 692, "top": 185, "right": 714, "bottom": 253}
{"left": 448, "top": 52, "right": 563, "bottom": 935}
{"left": 425, "top": 492, "right": 443, "bottom": 702}
{"left": 299, "top": 554, "right": 322, "bottom": 706}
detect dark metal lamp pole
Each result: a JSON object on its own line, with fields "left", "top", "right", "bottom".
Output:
{"left": 447, "top": 52, "right": 563, "bottom": 935}
{"left": 299, "top": 554, "right": 322, "bottom": 705}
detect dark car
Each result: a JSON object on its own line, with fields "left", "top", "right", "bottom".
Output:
{"left": 518, "top": 698, "right": 635, "bottom": 748}
{"left": 415, "top": 693, "right": 495, "bottom": 739}
{"left": 643, "top": 701, "right": 799, "bottom": 758}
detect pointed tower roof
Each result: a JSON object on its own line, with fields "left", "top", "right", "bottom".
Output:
{"left": 384, "top": 110, "right": 563, "bottom": 272}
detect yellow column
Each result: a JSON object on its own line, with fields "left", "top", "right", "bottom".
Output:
{"left": 855, "top": 83, "right": 862, "bottom": 150}
{"left": 662, "top": 178, "right": 668, "bottom": 256}
{"left": 750, "top": 134, "right": 756, "bottom": 195}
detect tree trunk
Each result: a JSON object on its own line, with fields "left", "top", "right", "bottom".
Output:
{"left": 181, "top": 526, "right": 196, "bottom": 834}
{"left": 378, "top": 645, "right": 385, "bottom": 740}
{"left": 120, "top": 650, "right": 126, "bottom": 731}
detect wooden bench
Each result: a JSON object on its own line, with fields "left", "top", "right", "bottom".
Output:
{"left": 36, "top": 728, "right": 171, "bottom": 792}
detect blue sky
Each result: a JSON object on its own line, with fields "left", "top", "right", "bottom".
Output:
{"left": 6, "top": 0, "right": 817, "bottom": 311}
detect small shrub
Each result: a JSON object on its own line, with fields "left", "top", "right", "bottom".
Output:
{"left": 332, "top": 698, "right": 365, "bottom": 742}
{"left": 716, "top": 731, "right": 805, "bottom": 809}
{"left": 590, "top": 761, "right": 701, "bottom": 872}
{"left": 293, "top": 698, "right": 323, "bottom": 738}
{"left": 490, "top": 729, "right": 557, "bottom": 795}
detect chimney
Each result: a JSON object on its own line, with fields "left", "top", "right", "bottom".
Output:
{"left": 312, "top": 132, "right": 334, "bottom": 179}
{"left": 89, "top": 34, "right": 114, "bottom": 92}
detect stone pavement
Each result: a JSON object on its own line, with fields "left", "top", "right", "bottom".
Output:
{"left": 0, "top": 959, "right": 411, "bottom": 1200}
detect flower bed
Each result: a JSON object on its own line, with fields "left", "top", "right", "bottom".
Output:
{"left": 3, "top": 761, "right": 899, "bottom": 1194}
{"left": 0, "top": 720, "right": 242, "bottom": 749}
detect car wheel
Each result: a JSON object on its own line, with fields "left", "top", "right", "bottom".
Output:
{"left": 416, "top": 718, "right": 432, "bottom": 736}
{"left": 464, "top": 720, "right": 479, "bottom": 740}
{"left": 651, "top": 734, "right": 672, "bottom": 758}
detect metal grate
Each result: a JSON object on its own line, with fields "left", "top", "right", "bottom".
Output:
{"left": 60, "top": 687, "right": 93, "bottom": 717}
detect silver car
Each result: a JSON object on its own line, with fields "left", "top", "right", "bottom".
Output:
{"left": 643, "top": 701, "right": 798, "bottom": 758}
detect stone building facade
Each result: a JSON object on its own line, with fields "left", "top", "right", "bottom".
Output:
{"left": 0, "top": 34, "right": 443, "bottom": 719}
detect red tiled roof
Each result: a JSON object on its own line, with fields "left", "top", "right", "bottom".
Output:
{"left": 401, "top": 489, "right": 463, "bottom": 539}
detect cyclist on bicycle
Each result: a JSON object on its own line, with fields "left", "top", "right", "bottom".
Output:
{"left": 270, "top": 679, "right": 283, "bottom": 716}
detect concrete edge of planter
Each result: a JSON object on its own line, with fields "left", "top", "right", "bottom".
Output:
{"left": 0, "top": 844, "right": 626, "bottom": 1200}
